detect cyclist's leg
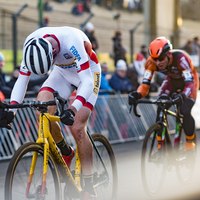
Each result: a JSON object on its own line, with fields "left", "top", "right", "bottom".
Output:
{"left": 70, "top": 106, "right": 92, "bottom": 173}
{"left": 69, "top": 105, "right": 98, "bottom": 199}
{"left": 180, "top": 98, "right": 196, "bottom": 150}
{"left": 70, "top": 61, "right": 100, "bottom": 197}
{"left": 69, "top": 106, "right": 94, "bottom": 175}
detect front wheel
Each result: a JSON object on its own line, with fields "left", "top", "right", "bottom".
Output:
{"left": 5, "top": 142, "right": 62, "bottom": 200}
{"left": 91, "top": 133, "right": 118, "bottom": 200}
{"left": 141, "top": 123, "right": 168, "bottom": 196}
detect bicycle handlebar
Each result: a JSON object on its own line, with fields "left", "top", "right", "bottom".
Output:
{"left": 131, "top": 98, "right": 176, "bottom": 117}
{"left": 0, "top": 91, "right": 67, "bottom": 112}
{"left": 0, "top": 100, "right": 56, "bottom": 110}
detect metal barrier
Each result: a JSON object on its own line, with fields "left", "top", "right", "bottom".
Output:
{"left": 0, "top": 94, "right": 176, "bottom": 160}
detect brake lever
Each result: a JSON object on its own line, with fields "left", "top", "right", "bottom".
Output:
{"left": 0, "top": 101, "right": 7, "bottom": 119}
{"left": 55, "top": 97, "right": 62, "bottom": 116}
{"left": 129, "top": 102, "right": 141, "bottom": 117}
{"left": 53, "top": 91, "right": 67, "bottom": 116}
{"left": 133, "top": 102, "right": 141, "bottom": 117}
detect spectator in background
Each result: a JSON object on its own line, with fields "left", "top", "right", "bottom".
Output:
{"left": 41, "top": 17, "right": 49, "bottom": 27}
{"left": 99, "top": 62, "right": 113, "bottom": 95}
{"left": 0, "top": 52, "right": 12, "bottom": 98}
{"left": 84, "top": 22, "right": 99, "bottom": 52}
{"left": 192, "top": 36, "right": 200, "bottom": 67}
{"left": 126, "top": 63, "right": 138, "bottom": 90}
{"left": 192, "top": 36, "right": 200, "bottom": 55}
{"left": 109, "top": 59, "right": 134, "bottom": 94}
{"left": 134, "top": 53, "right": 146, "bottom": 84}
{"left": 117, "top": 0, "right": 124, "bottom": 9}
{"left": 83, "top": 0, "right": 91, "bottom": 13}
{"left": 44, "top": 0, "right": 53, "bottom": 11}
{"left": 7, "top": 66, "right": 48, "bottom": 97}
{"left": 71, "top": 2, "right": 84, "bottom": 16}
{"left": 55, "top": 0, "right": 65, "bottom": 3}
{"left": 95, "top": 0, "right": 101, "bottom": 5}
{"left": 126, "top": 53, "right": 146, "bottom": 91}
{"left": 140, "top": 44, "right": 148, "bottom": 59}
{"left": 112, "top": 30, "right": 127, "bottom": 67}
{"left": 181, "top": 39, "right": 193, "bottom": 55}
{"left": 6, "top": 66, "right": 20, "bottom": 89}
{"left": 106, "top": 0, "right": 113, "bottom": 10}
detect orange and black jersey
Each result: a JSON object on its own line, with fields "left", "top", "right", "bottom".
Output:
{"left": 137, "top": 49, "right": 199, "bottom": 100}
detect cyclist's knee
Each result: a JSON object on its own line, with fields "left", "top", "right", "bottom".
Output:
{"left": 180, "top": 106, "right": 191, "bottom": 116}
{"left": 70, "top": 123, "right": 87, "bottom": 141}
{"left": 180, "top": 98, "right": 194, "bottom": 116}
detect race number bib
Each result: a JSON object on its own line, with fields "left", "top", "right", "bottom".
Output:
{"left": 183, "top": 69, "right": 192, "bottom": 81}
{"left": 144, "top": 70, "right": 152, "bottom": 80}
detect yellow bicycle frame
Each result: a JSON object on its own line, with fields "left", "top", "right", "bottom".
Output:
{"left": 26, "top": 112, "right": 82, "bottom": 197}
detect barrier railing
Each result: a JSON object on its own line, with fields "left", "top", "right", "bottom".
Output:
{"left": 0, "top": 94, "right": 176, "bottom": 160}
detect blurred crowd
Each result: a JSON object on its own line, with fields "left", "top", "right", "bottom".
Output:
{"left": 180, "top": 36, "right": 200, "bottom": 68}
{"left": 42, "top": 0, "right": 143, "bottom": 16}
{"left": 2, "top": 32, "right": 200, "bottom": 100}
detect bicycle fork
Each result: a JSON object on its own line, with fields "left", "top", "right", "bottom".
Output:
{"left": 25, "top": 150, "right": 39, "bottom": 198}
{"left": 25, "top": 113, "right": 59, "bottom": 198}
{"left": 157, "top": 127, "right": 165, "bottom": 149}
{"left": 25, "top": 139, "right": 50, "bottom": 199}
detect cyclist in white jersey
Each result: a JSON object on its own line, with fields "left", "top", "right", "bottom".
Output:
{"left": 0, "top": 26, "right": 101, "bottom": 200}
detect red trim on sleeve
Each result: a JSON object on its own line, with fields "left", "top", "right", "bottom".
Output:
{"left": 39, "top": 87, "right": 55, "bottom": 93}
{"left": 91, "top": 52, "right": 98, "bottom": 64}
{"left": 20, "top": 71, "right": 31, "bottom": 76}
{"left": 0, "top": 91, "right": 5, "bottom": 101}
{"left": 84, "top": 102, "right": 93, "bottom": 111}
{"left": 84, "top": 41, "right": 98, "bottom": 64}
{"left": 10, "top": 101, "right": 19, "bottom": 105}
{"left": 78, "top": 61, "right": 90, "bottom": 73}
{"left": 76, "top": 95, "right": 86, "bottom": 105}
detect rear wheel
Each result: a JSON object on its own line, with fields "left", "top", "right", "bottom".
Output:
{"left": 5, "top": 142, "right": 62, "bottom": 200}
{"left": 91, "top": 133, "right": 118, "bottom": 200}
{"left": 141, "top": 123, "right": 168, "bottom": 196}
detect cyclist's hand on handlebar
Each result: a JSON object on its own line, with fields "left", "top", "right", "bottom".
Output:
{"left": 128, "top": 91, "right": 142, "bottom": 105}
{"left": 60, "top": 109, "right": 75, "bottom": 126}
{"left": 0, "top": 111, "right": 14, "bottom": 130}
{"left": 172, "top": 93, "right": 186, "bottom": 106}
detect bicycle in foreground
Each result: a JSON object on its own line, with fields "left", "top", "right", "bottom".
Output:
{"left": 2, "top": 92, "right": 118, "bottom": 200}
{"left": 130, "top": 94, "right": 196, "bottom": 196}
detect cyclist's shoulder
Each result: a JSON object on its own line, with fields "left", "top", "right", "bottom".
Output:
{"left": 170, "top": 49, "right": 193, "bottom": 69}
{"left": 170, "top": 49, "right": 191, "bottom": 61}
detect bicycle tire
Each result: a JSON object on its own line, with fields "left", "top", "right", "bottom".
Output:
{"left": 91, "top": 133, "right": 118, "bottom": 200}
{"left": 141, "top": 123, "right": 168, "bottom": 196}
{"left": 176, "top": 129, "right": 197, "bottom": 184}
{"left": 5, "top": 142, "right": 62, "bottom": 200}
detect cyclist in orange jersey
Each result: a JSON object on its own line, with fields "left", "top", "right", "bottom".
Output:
{"left": 129, "top": 37, "right": 199, "bottom": 153}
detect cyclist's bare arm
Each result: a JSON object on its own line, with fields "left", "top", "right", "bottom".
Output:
{"left": 10, "top": 63, "right": 31, "bottom": 113}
